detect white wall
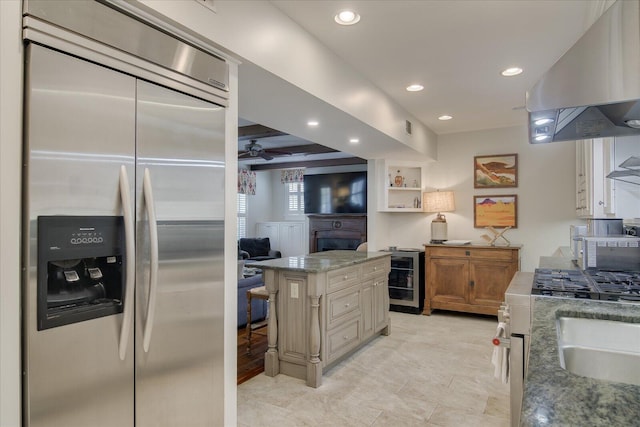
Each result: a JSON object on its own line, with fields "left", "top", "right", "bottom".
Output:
{"left": 367, "top": 125, "right": 583, "bottom": 271}
{"left": 252, "top": 126, "right": 583, "bottom": 273}
{"left": 425, "top": 125, "right": 578, "bottom": 272}
{"left": 367, "top": 159, "right": 432, "bottom": 251}
{"left": 0, "top": 1, "right": 23, "bottom": 426}
{"left": 223, "top": 62, "right": 239, "bottom": 427}
{"left": 244, "top": 170, "right": 275, "bottom": 236}
{"left": 136, "top": 0, "right": 437, "bottom": 160}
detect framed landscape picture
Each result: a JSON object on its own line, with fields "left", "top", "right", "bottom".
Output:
{"left": 474, "top": 195, "right": 517, "bottom": 228}
{"left": 474, "top": 154, "right": 518, "bottom": 188}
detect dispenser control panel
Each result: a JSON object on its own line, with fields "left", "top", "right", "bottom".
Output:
{"left": 37, "top": 216, "right": 125, "bottom": 330}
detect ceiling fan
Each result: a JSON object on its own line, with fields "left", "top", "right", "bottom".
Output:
{"left": 238, "top": 139, "right": 291, "bottom": 161}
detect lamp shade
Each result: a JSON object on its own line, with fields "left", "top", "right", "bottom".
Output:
{"left": 423, "top": 191, "right": 455, "bottom": 213}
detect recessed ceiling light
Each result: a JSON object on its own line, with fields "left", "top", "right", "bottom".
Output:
{"left": 625, "top": 119, "right": 640, "bottom": 129}
{"left": 535, "top": 135, "right": 550, "bottom": 142}
{"left": 335, "top": 10, "right": 360, "bottom": 25}
{"left": 307, "top": 120, "right": 319, "bottom": 127}
{"left": 501, "top": 67, "right": 523, "bottom": 77}
{"left": 438, "top": 115, "right": 453, "bottom": 121}
{"left": 406, "top": 84, "right": 424, "bottom": 92}
{"left": 534, "top": 118, "right": 554, "bottom": 126}
{"left": 349, "top": 138, "right": 359, "bottom": 143}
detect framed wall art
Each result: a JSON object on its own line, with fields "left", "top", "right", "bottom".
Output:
{"left": 474, "top": 195, "right": 517, "bottom": 228}
{"left": 474, "top": 153, "right": 518, "bottom": 188}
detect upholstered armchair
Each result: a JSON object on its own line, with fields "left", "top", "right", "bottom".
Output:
{"left": 238, "top": 237, "right": 282, "bottom": 261}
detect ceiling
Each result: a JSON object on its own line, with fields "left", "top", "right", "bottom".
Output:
{"left": 239, "top": 0, "right": 606, "bottom": 168}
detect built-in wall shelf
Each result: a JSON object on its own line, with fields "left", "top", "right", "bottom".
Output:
{"left": 378, "top": 162, "right": 424, "bottom": 212}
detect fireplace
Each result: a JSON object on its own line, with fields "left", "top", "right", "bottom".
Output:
{"left": 308, "top": 215, "right": 367, "bottom": 253}
{"left": 316, "top": 238, "right": 362, "bottom": 252}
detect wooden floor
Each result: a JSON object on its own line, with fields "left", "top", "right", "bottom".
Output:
{"left": 237, "top": 326, "right": 268, "bottom": 385}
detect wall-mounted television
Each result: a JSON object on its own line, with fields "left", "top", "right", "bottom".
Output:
{"left": 304, "top": 171, "right": 367, "bottom": 214}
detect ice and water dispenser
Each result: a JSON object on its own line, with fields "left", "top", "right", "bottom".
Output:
{"left": 37, "top": 216, "right": 125, "bottom": 330}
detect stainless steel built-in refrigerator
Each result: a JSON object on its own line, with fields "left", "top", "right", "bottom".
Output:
{"left": 22, "top": 2, "right": 228, "bottom": 425}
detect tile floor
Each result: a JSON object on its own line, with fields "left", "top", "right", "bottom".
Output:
{"left": 238, "top": 311, "right": 510, "bottom": 426}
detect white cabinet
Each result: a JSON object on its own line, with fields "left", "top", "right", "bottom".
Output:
{"left": 377, "top": 162, "right": 424, "bottom": 212}
{"left": 256, "top": 221, "right": 306, "bottom": 257}
{"left": 255, "top": 222, "right": 279, "bottom": 245}
{"left": 576, "top": 138, "right": 615, "bottom": 218}
{"left": 278, "top": 222, "right": 306, "bottom": 257}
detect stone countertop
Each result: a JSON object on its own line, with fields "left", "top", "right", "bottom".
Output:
{"left": 245, "top": 250, "right": 391, "bottom": 273}
{"left": 538, "top": 256, "right": 577, "bottom": 271}
{"left": 521, "top": 297, "right": 640, "bottom": 426}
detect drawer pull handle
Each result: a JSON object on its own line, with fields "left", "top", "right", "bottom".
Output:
{"left": 374, "top": 266, "right": 377, "bottom": 270}
{"left": 343, "top": 335, "right": 349, "bottom": 340}
{"left": 344, "top": 275, "right": 348, "bottom": 280}
{"left": 345, "top": 303, "right": 350, "bottom": 307}
{"left": 465, "top": 250, "right": 470, "bottom": 256}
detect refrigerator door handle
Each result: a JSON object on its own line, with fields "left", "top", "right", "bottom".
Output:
{"left": 119, "top": 165, "right": 135, "bottom": 361}
{"left": 142, "top": 168, "right": 159, "bottom": 353}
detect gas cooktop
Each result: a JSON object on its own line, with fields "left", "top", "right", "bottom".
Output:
{"left": 532, "top": 268, "right": 640, "bottom": 302}
{"left": 586, "top": 270, "right": 640, "bottom": 302}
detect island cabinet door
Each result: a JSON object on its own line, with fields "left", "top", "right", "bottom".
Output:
{"left": 278, "top": 273, "right": 309, "bottom": 365}
{"left": 373, "top": 274, "right": 389, "bottom": 333}
{"left": 361, "top": 279, "right": 375, "bottom": 339}
{"left": 468, "top": 260, "right": 517, "bottom": 309}
{"left": 361, "top": 273, "right": 389, "bottom": 339}
{"left": 428, "top": 258, "right": 469, "bottom": 306}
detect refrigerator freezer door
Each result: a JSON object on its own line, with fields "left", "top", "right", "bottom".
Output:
{"left": 23, "top": 44, "right": 135, "bottom": 427}
{"left": 134, "top": 80, "right": 225, "bottom": 426}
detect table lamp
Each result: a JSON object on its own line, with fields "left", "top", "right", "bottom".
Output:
{"left": 423, "top": 190, "right": 455, "bottom": 243}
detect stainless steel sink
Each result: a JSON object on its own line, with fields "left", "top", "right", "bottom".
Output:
{"left": 556, "top": 316, "right": 640, "bottom": 385}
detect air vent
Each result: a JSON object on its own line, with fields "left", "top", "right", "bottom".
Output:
{"left": 405, "top": 120, "right": 412, "bottom": 135}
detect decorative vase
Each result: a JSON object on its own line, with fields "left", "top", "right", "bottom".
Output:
{"left": 394, "top": 171, "right": 403, "bottom": 187}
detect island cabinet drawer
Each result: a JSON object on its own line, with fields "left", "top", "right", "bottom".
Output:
{"left": 327, "top": 266, "right": 360, "bottom": 292}
{"left": 326, "top": 318, "right": 360, "bottom": 364}
{"left": 361, "top": 259, "right": 388, "bottom": 278}
{"left": 326, "top": 287, "right": 361, "bottom": 329}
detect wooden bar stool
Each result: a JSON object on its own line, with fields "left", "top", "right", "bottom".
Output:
{"left": 246, "top": 285, "right": 269, "bottom": 354}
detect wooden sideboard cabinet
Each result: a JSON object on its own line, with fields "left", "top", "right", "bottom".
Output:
{"left": 423, "top": 244, "right": 521, "bottom": 316}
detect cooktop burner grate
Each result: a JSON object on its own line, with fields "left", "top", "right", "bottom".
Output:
{"left": 584, "top": 269, "right": 640, "bottom": 302}
{"left": 533, "top": 268, "right": 640, "bottom": 302}
{"left": 532, "top": 269, "right": 599, "bottom": 299}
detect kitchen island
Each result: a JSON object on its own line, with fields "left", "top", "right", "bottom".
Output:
{"left": 246, "top": 250, "right": 391, "bottom": 387}
{"left": 522, "top": 297, "right": 640, "bottom": 426}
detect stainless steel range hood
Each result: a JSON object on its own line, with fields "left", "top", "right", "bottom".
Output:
{"left": 526, "top": 0, "right": 640, "bottom": 144}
